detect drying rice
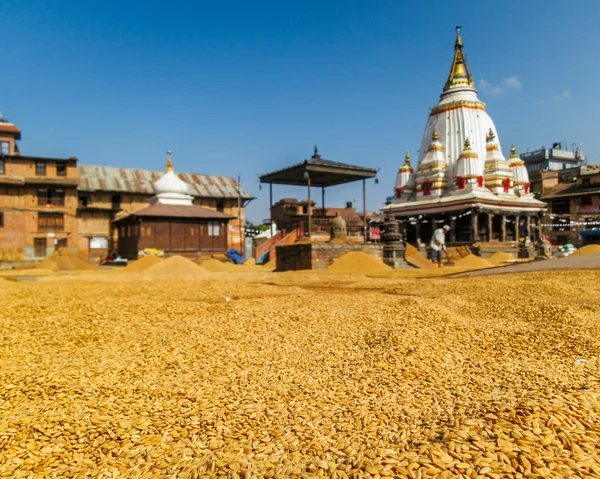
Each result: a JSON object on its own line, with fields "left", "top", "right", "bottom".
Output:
{"left": 404, "top": 243, "right": 436, "bottom": 269}
{"left": 123, "top": 254, "right": 163, "bottom": 272}
{"left": 571, "top": 244, "right": 600, "bottom": 256}
{"left": 143, "top": 255, "right": 209, "bottom": 277}
{"left": 326, "top": 251, "right": 392, "bottom": 274}
{"left": 488, "top": 251, "right": 517, "bottom": 264}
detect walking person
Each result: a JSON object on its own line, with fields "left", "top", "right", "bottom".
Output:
{"left": 430, "top": 224, "right": 450, "bottom": 267}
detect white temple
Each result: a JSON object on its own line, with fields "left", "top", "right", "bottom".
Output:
{"left": 382, "top": 27, "right": 545, "bottom": 249}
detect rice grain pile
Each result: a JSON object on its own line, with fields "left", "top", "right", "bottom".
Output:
{"left": 454, "top": 254, "right": 493, "bottom": 269}
{"left": 1, "top": 270, "right": 600, "bottom": 477}
{"left": 196, "top": 258, "right": 236, "bottom": 272}
{"left": 488, "top": 251, "right": 517, "bottom": 264}
{"left": 143, "top": 255, "right": 209, "bottom": 277}
{"left": 404, "top": 243, "right": 436, "bottom": 269}
{"left": 35, "top": 248, "right": 96, "bottom": 271}
{"left": 327, "top": 251, "right": 392, "bottom": 274}
{"left": 572, "top": 244, "right": 600, "bottom": 256}
{"left": 123, "top": 254, "right": 163, "bottom": 272}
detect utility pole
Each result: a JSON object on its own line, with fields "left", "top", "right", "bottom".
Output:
{"left": 238, "top": 173, "right": 243, "bottom": 259}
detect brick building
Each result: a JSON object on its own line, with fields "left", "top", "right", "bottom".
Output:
{"left": 0, "top": 114, "right": 253, "bottom": 262}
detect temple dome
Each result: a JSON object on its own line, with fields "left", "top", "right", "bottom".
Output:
{"left": 152, "top": 155, "right": 194, "bottom": 205}
{"left": 417, "top": 27, "right": 501, "bottom": 180}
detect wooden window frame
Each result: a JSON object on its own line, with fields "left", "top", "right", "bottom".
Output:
{"left": 38, "top": 212, "right": 65, "bottom": 232}
{"left": 56, "top": 162, "right": 67, "bottom": 177}
{"left": 36, "top": 161, "right": 47, "bottom": 176}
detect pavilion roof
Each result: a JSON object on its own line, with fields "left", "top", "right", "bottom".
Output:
{"left": 259, "top": 147, "right": 377, "bottom": 187}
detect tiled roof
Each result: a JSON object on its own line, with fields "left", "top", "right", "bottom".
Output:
{"left": 115, "top": 203, "right": 235, "bottom": 222}
{"left": 78, "top": 165, "right": 254, "bottom": 200}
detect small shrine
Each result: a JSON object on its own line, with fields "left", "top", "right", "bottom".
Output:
{"left": 115, "top": 154, "right": 234, "bottom": 259}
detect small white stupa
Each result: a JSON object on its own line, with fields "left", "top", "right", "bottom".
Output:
{"left": 151, "top": 151, "right": 194, "bottom": 205}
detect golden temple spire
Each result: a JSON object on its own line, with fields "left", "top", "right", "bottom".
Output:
{"left": 510, "top": 145, "right": 518, "bottom": 158}
{"left": 487, "top": 128, "right": 496, "bottom": 141}
{"left": 404, "top": 150, "right": 411, "bottom": 162}
{"left": 166, "top": 150, "right": 173, "bottom": 171}
{"left": 443, "top": 26, "right": 474, "bottom": 93}
{"left": 432, "top": 129, "right": 439, "bottom": 140}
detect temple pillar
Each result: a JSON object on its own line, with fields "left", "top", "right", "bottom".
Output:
{"left": 501, "top": 214, "right": 506, "bottom": 242}
{"left": 450, "top": 217, "right": 456, "bottom": 243}
{"left": 526, "top": 215, "right": 531, "bottom": 240}
{"left": 487, "top": 214, "right": 493, "bottom": 243}
{"left": 514, "top": 215, "right": 519, "bottom": 241}
{"left": 415, "top": 221, "right": 421, "bottom": 246}
{"left": 471, "top": 210, "right": 478, "bottom": 243}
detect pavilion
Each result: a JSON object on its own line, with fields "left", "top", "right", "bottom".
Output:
{"left": 259, "top": 147, "right": 378, "bottom": 238}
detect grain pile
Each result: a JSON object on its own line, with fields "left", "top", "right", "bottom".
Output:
{"left": 572, "top": 244, "right": 600, "bottom": 256}
{"left": 123, "top": 254, "right": 163, "bottom": 272}
{"left": 454, "top": 254, "right": 493, "bottom": 269}
{"left": 197, "top": 258, "right": 236, "bottom": 272}
{"left": 404, "top": 243, "right": 436, "bottom": 269}
{"left": 143, "top": 255, "right": 209, "bottom": 277}
{"left": 1, "top": 270, "right": 600, "bottom": 477}
{"left": 326, "top": 251, "right": 392, "bottom": 274}
{"left": 489, "top": 252, "right": 517, "bottom": 264}
{"left": 35, "top": 248, "right": 96, "bottom": 271}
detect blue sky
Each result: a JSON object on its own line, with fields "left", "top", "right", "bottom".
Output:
{"left": 1, "top": 1, "right": 598, "bottom": 223}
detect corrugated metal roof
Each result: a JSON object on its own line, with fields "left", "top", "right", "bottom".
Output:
{"left": 78, "top": 165, "right": 254, "bottom": 200}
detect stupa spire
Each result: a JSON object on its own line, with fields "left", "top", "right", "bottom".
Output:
{"left": 443, "top": 26, "right": 475, "bottom": 94}
{"left": 166, "top": 150, "right": 173, "bottom": 172}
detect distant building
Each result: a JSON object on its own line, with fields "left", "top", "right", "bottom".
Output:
{"left": 521, "top": 142, "right": 585, "bottom": 196}
{"left": 538, "top": 164, "right": 600, "bottom": 246}
{"left": 0, "top": 114, "right": 254, "bottom": 262}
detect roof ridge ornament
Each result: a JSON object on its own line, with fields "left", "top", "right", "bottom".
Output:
{"left": 487, "top": 129, "right": 496, "bottom": 141}
{"left": 313, "top": 145, "right": 320, "bottom": 159}
{"left": 166, "top": 150, "right": 173, "bottom": 172}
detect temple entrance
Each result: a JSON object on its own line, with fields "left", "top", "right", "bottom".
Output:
{"left": 455, "top": 214, "right": 471, "bottom": 242}
{"left": 404, "top": 221, "right": 416, "bottom": 245}
{"left": 491, "top": 215, "right": 503, "bottom": 241}
{"left": 420, "top": 219, "right": 433, "bottom": 245}
{"left": 505, "top": 216, "right": 517, "bottom": 242}
{"left": 477, "top": 213, "right": 489, "bottom": 242}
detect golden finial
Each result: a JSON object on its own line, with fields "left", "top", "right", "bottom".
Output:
{"left": 443, "top": 26, "right": 474, "bottom": 92}
{"left": 510, "top": 145, "right": 518, "bottom": 157}
{"left": 405, "top": 150, "right": 411, "bottom": 162}
{"left": 464, "top": 138, "right": 471, "bottom": 149}
{"left": 487, "top": 129, "right": 495, "bottom": 141}
{"left": 432, "top": 129, "right": 439, "bottom": 140}
{"left": 455, "top": 25, "right": 463, "bottom": 48}
{"left": 166, "top": 150, "right": 173, "bottom": 171}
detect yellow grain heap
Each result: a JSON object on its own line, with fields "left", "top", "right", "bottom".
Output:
{"left": 123, "top": 254, "right": 163, "bottom": 272}
{"left": 196, "top": 258, "right": 236, "bottom": 272}
{"left": 572, "top": 244, "right": 600, "bottom": 256}
{"left": 404, "top": 243, "right": 436, "bottom": 269}
{"left": 488, "top": 252, "right": 517, "bottom": 264}
{"left": 327, "top": 251, "right": 392, "bottom": 274}
{"left": 454, "top": 254, "right": 493, "bottom": 269}
{"left": 35, "top": 247, "right": 96, "bottom": 271}
{"left": 2, "top": 270, "right": 600, "bottom": 477}
{"left": 143, "top": 255, "right": 209, "bottom": 277}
